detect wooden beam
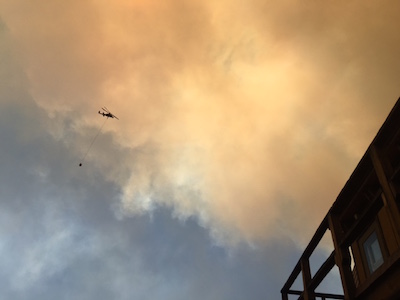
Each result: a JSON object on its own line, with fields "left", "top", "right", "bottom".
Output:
{"left": 301, "top": 258, "right": 315, "bottom": 300}
{"left": 328, "top": 213, "right": 356, "bottom": 299}
{"left": 308, "top": 251, "right": 336, "bottom": 291}
{"left": 281, "top": 262, "right": 301, "bottom": 296}
{"left": 281, "top": 217, "right": 329, "bottom": 295}
{"left": 285, "top": 290, "right": 344, "bottom": 299}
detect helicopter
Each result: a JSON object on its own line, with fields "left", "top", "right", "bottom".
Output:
{"left": 79, "top": 107, "right": 119, "bottom": 167}
{"left": 98, "top": 107, "right": 119, "bottom": 120}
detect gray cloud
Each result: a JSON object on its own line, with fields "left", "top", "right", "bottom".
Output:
{"left": 0, "top": 18, "right": 308, "bottom": 299}
{"left": 0, "top": 1, "right": 399, "bottom": 298}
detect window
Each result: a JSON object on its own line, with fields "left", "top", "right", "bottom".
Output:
{"left": 363, "top": 231, "right": 384, "bottom": 274}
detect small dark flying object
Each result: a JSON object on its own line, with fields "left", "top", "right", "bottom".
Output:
{"left": 98, "top": 106, "right": 119, "bottom": 120}
{"left": 79, "top": 107, "right": 119, "bottom": 167}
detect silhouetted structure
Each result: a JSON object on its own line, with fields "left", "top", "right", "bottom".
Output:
{"left": 281, "top": 97, "right": 400, "bottom": 300}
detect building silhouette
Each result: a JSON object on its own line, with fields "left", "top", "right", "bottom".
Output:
{"left": 281, "top": 97, "right": 400, "bottom": 300}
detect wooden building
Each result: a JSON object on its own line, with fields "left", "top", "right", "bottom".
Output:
{"left": 281, "top": 98, "right": 400, "bottom": 300}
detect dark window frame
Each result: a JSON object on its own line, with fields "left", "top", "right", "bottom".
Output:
{"left": 358, "top": 219, "right": 388, "bottom": 277}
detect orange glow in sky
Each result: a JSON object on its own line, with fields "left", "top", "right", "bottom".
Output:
{"left": 1, "top": 0, "right": 400, "bottom": 246}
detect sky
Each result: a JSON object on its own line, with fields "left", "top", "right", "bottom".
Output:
{"left": 0, "top": 1, "right": 400, "bottom": 299}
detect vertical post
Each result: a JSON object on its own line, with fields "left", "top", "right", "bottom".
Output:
{"left": 301, "top": 258, "right": 315, "bottom": 300}
{"left": 328, "top": 213, "right": 356, "bottom": 300}
{"left": 281, "top": 292, "right": 288, "bottom": 300}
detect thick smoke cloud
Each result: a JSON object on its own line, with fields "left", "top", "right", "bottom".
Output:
{"left": 1, "top": 0, "right": 400, "bottom": 246}
{"left": 0, "top": 0, "right": 400, "bottom": 299}
{"left": 0, "top": 2, "right": 399, "bottom": 298}
{"left": 1, "top": 18, "right": 310, "bottom": 299}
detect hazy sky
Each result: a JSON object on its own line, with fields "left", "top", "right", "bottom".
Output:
{"left": 1, "top": 1, "right": 400, "bottom": 299}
